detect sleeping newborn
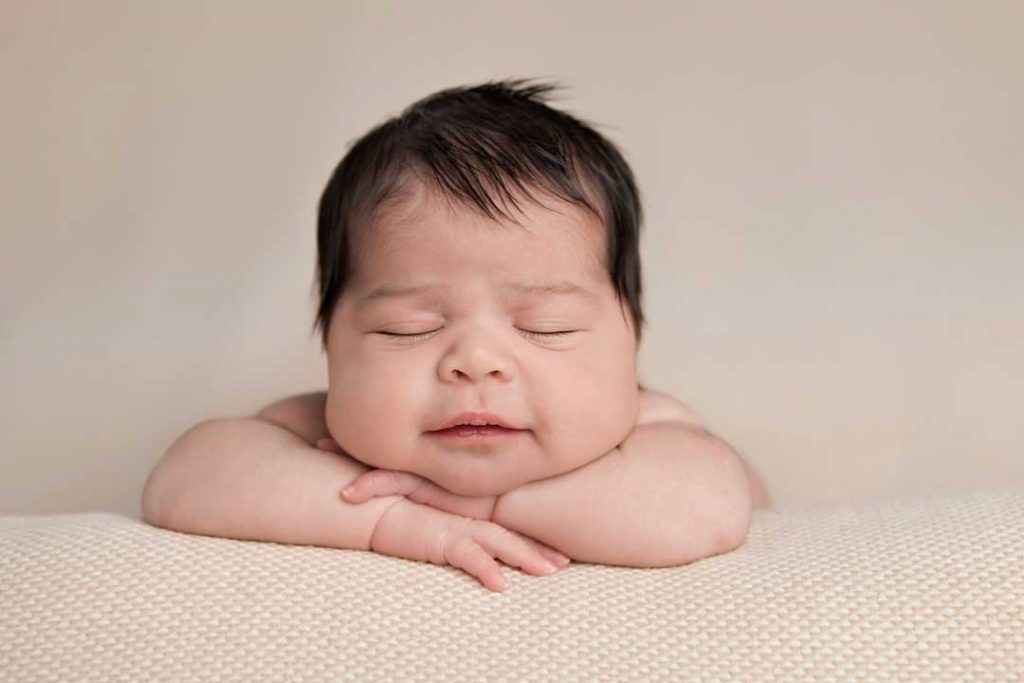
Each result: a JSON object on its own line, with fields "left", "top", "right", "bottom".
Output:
{"left": 143, "top": 79, "right": 768, "bottom": 592}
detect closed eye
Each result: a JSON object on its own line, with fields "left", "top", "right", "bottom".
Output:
{"left": 375, "top": 328, "right": 578, "bottom": 342}
{"left": 377, "top": 329, "right": 442, "bottom": 342}
{"left": 518, "top": 329, "right": 577, "bottom": 340}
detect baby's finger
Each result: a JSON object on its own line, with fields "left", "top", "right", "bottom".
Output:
{"left": 315, "top": 438, "right": 345, "bottom": 454}
{"left": 517, "top": 535, "right": 572, "bottom": 567}
{"left": 472, "top": 523, "right": 561, "bottom": 578}
{"left": 341, "top": 470, "right": 424, "bottom": 503}
{"left": 443, "top": 533, "right": 508, "bottom": 592}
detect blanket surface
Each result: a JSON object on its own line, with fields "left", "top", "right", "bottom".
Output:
{"left": 1, "top": 488, "right": 1021, "bottom": 681}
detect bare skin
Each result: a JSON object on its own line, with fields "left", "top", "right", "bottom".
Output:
{"left": 143, "top": 187, "right": 769, "bottom": 592}
{"left": 265, "top": 387, "right": 768, "bottom": 589}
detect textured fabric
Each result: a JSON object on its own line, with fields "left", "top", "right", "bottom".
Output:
{"left": 1, "top": 488, "right": 1021, "bottom": 682}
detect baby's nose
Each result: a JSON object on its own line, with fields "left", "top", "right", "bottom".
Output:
{"left": 437, "top": 333, "right": 516, "bottom": 384}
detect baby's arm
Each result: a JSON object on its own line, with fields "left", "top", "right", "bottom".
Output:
{"left": 141, "top": 413, "right": 391, "bottom": 549}
{"left": 634, "top": 389, "right": 771, "bottom": 509}
{"left": 141, "top": 401, "right": 565, "bottom": 591}
{"left": 491, "top": 414, "right": 753, "bottom": 567}
{"left": 342, "top": 390, "right": 760, "bottom": 568}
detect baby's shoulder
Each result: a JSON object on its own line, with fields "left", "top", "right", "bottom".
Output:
{"left": 636, "top": 388, "right": 706, "bottom": 429}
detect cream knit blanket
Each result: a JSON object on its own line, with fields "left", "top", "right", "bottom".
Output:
{"left": 2, "top": 488, "right": 1021, "bottom": 681}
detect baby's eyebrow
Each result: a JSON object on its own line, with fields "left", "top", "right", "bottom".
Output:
{"left": 355, "top": 280, "right": 600, "bottom": 309}
{"left": 506, "top": 280, "right": 599, "bottom": 301}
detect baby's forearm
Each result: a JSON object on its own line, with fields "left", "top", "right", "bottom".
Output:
{"left": 490, "top": 422, "right": 753, "bottom": 567}
{"left": 142, "top": 418, "right": 399, "bottom": 551}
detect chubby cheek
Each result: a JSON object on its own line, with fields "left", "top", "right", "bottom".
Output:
{"left": 536, "top": 359, "right": 639, "bottom": 473}
{"left": 325, "top": 357, "right": 424, "bottom": 470}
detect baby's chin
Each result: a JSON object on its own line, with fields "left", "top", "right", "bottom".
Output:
{"left": 420, "top": 450, "right": 570, "bottom": 497}
{"left": 426, "top": 466, "right": 532, "bottom": 498}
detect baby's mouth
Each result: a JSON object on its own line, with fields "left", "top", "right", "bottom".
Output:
{"left": 426, "top": 419, "right": 530, "bottom": 442}
{"left": 430, "top": 411, "right": 522, "bottom": 433}
{"left": 431, "top": 424, "right": 519, "bottom": 437}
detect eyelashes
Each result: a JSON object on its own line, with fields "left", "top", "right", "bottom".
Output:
{"left": 377, "top": 328, "right": 577, "bottom": 342}
{"left": 377, "top": 330, "right": 438, "bottom": 342}
{"left": 519, "top": 329, "right": 576, "bottom": 341}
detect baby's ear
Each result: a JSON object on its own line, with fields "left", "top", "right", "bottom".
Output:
{"left": 636, "top": 390, "right": 707, "bottom": 430}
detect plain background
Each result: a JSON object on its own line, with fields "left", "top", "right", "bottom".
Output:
{"left": 3, "top": 0, "right": 1021, "bottom": 517}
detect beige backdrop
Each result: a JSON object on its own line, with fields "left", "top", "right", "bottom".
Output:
{"left": 3, "top": 0, "right": 1022, "bottom": 516}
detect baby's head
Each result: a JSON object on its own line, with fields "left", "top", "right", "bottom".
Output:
{"left": 313, "top": 79, "right": 645, "bottom": 496}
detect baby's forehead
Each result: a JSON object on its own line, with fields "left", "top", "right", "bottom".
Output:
{"left": 346, "top": 189, "right": 615, "bottom": 307}
{"left": 362, "top": 182, "right": 609, "bottom": 259}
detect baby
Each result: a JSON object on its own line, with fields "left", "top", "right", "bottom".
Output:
{"left": 142, "top": 79, "right": 769, "bottom": 592}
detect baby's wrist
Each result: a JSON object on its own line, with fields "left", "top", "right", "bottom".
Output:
{"left": 368, "top": 496, "right": 427, "bottom": 558}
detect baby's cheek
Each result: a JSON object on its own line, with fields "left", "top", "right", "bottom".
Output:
{"left": 325, "top": 389, "right": 405, "bottom": 469}
{"left": 560, "top": 372, "right": 638, "bottom": 446}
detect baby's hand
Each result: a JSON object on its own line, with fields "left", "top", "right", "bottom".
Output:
{"left": 371, "top": 497, "right": 569, "bottom": 592}
{"left": 317, "top": 437, "right": 496, "bottom": 522}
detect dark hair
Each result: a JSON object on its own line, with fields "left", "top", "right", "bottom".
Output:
{"left": 312, "top": 78, "right": 645, "bottom": 349}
